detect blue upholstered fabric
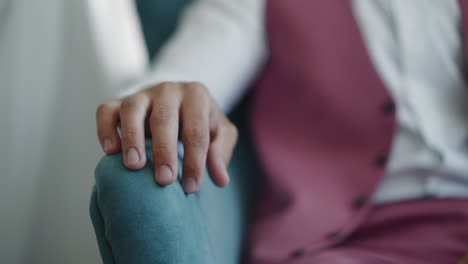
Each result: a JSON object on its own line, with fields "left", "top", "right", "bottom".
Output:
{"left": 134, "top": 0, "right": 194, "bottom": 60}
{"left": 90, "top": 125, "right": 260, "bottom": 263}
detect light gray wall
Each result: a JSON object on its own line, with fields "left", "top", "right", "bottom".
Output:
{"left": 0, "top": 0, "right": 131, "bottom": 263}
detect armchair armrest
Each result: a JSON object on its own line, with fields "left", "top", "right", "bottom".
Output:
{"left": 90, "top": 119, "right": 260, "bottom": 264}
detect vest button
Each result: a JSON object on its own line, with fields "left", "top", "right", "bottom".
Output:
{"left": 326, "top": 230, "right": 341, "bottom": 240}
{"left": 352, "top": 195, "right": 367, "bottom": 209}
{"left": 382, "top": 100, "right": 395, "bottom": 115}
{"left": 291, "top": 248, "right": 306, "bottom": 258}
{"left": 374, "top": 153, "right": 388, "bottom": 167}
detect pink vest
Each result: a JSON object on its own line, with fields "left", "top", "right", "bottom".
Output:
{"left": 248, "top": 0, "right": 468, "bottom": 262}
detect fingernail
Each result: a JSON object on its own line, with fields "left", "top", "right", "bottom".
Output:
{"left": 103, "top": 138, "right": 112, "bottom": 153}
{"left": 157, "top": 165, "right": 173, "bottom": 182}
{"left": 183, "top": 177, "right": 198, "bottom": 193}
{"left": 126, "top": 148, "right": 140, "bottom": 165}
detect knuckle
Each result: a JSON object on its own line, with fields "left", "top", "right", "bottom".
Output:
{"left": 120, "top": 128, "right": 138, "bottom": 144}
{"left": 153, "top": 142, "right": 173, "bottom": 156}
{"left": 150, "top": 104, "right": 171, "bottom": 123}
{"left": 156, "top": 82, "right": 176, "bottom": 92}
{"left": 186, "top": 126, "right": 205, "bottom": 139}
{"left": 186, "top": 82, "right": 207, "bottom": 94}
{"left": 120, "top": 97, "right": 134, "bottom": 111}
{"left": 184, "top": 126, "right": 209, "bottom": 148}
{"left": 187, "top": 81, "right": 205, "bottom": 89}
{"left": 96, "top": 103, "right": 113, "bottom": 116}
{"left": 159, "top": 81, "right": 177, "bottom": 88}
{"left": 130, "top": 92, "right": 148, "bottom": 102}
{"left": 151, "top": 82, "right": 183, "bottom": 99}
{"left": 121, "top": 93, "right": 146, "bottom": 108}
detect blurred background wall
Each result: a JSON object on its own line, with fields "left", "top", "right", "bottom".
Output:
{"left": 0, "top": 0, "right": 147, "bottom": 263}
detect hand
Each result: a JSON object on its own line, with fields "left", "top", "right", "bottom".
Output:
{"left": 96, "top": 82, "right": 238, "bottom": 193}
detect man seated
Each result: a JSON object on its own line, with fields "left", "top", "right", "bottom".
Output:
{"left": 93, "top": 0, "right": 468, "bottom": 263}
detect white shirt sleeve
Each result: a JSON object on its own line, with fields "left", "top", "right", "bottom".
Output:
{"left": 120, "top": 0, "right": 267, "bottom": 113}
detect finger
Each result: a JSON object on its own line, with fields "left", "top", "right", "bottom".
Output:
{"left": 207, "top": 118, "right": 238, "bottom": 187}
{"left": 149, "top": 86, "right": 181, "bottom": 186}
{"left": 180, "top": 83, "right": 211, "bottom": 193}
{"left": 96, "top": 101, "right": 122, "bottom": 154}
{"left": 119, "top": 94, "right": 150, "bottom": 170}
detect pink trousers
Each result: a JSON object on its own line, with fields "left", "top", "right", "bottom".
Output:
{"left": 280, "top": 199, "right": 468, "bottom": 264}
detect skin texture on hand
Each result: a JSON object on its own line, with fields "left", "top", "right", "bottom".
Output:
{"left": 96, "top": 82, "right": 238, "bottom": 193}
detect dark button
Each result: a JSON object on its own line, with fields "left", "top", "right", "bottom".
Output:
{"left": 291, "top": 248, "right": 306, "bottom": 258}
{"left": 326, "top": 231, "right": 341, "bottom": 240}
{"left": 374, "top": 153, "right": 388, "bottom": 167}
{"left": 382, "top": 100, "right": 396, "bottom": 115}
{"left": 352, "top": 195, "right": 367, "bottom": 209}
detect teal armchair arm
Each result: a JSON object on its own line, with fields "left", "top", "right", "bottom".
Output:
{"left": 90, "top": 106, "right": 261, "bottom": 264}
